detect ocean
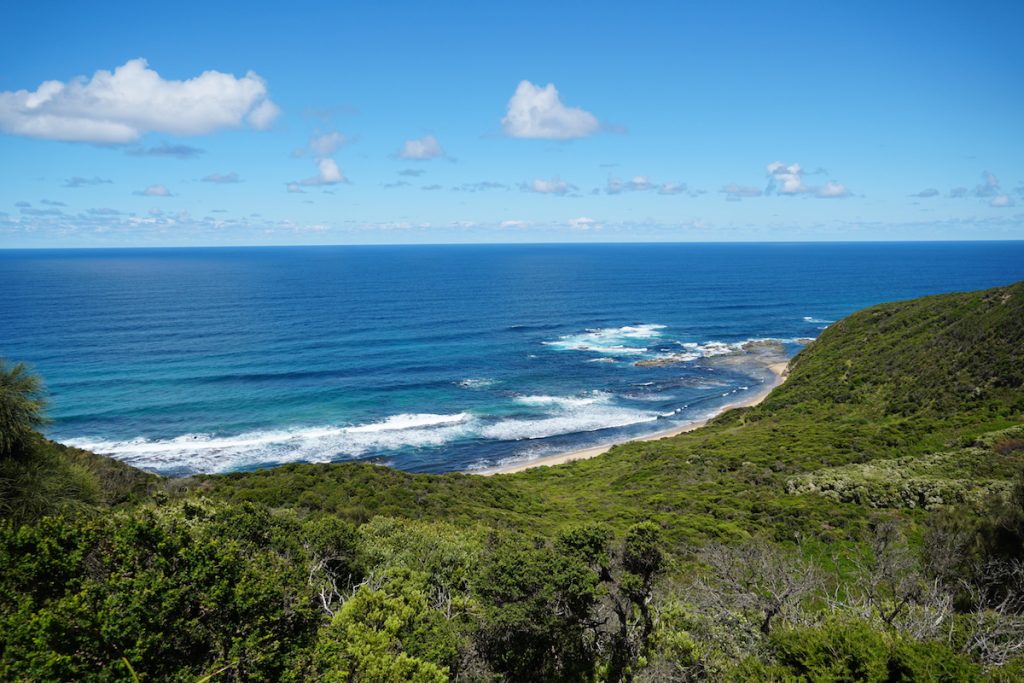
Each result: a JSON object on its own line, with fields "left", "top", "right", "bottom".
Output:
{"left": 2, "top": 242, "right": 1022, "bottom": 475}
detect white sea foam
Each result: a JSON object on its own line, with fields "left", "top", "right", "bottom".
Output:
{"left": 64, "top": 412, "right": 477, "bottom": 473}
{"left": 515, "top": 392, "right": 611, "bottom": 408}
{"left": 62, "top": 388, "right": 670, "bottom": 474}
{"left": 803, "top": 316, "right": 835, "bottom": 324}
{"left": 542, "top": 323, "right": 666, "bottom": 356}
{"left": 456, "top": 378, "right": 495, "bottom": 389}
{"left": 645, "top": 337, "right": 801, "bottom": 365}
{"left": 345, "top": 412, "right": 469, "bottom": 432}
{"left": 545, "top": 324, "right": 803, "bottom": 365}
{"left": 465, "top": 444, "right": 563, "bottom": 472}
{"left": 482, "top": 391, "right": 659, "bottom": 441}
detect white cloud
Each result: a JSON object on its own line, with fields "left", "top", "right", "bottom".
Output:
{"left": 766, "top": 161, "right": 807, "bottom": 194}
{"left": 500, "top": 219, "right": 530, "bottom": 228}
{"left": 766, "top": 161, "right": 850, "bottom": 198}
{"left": 522, "top": 178, "right": 573, "bottom": 195}
{"left": 299, "top": 158, "right": 345, "bottom": 186}
{"left": 247, "top": 100, "right": 280, "bottom": 130}
{"left": 568, "top": 216, "right": 597, "bottom": 229}
{"left": 606, "top": 176, "right": 646, "bottom": 194}
{"left": 398, "top": 134, "right": 444, "bottom": 160}
{"left": 309, "top": 131, "right": 346, "bottom": 158}
{"left": 911, "top": 188, "right": 940, "bottom": 198}
{"left": 0, "top": 58, "right": 279, "bottom": 143}
{"left": 291, "top": 130, "right": 346, "bottom": 187}
{"left": 502, "top": 81, "right": 600, "bottom": 140}
{"left": 816, "top": 181, "right": 850, "bottom": 199}
{"left": 626, "top": 175, "right": 653, "bottom": 191}
{"left": 990, "top": 194, "right": 1014, "bottom": 207}
{"left": 135, "top": 184, "right": 171, "bottom": 197}
{"left": 286, "top": 182, "right": 304, "bottom": 194}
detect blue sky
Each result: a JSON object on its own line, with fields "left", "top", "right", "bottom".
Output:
{"left": 1, "top": 1, "right": 1022, "bottom": 246}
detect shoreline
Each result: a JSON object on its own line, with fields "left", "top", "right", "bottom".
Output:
{"left": 479, "top": 360, "right": 789, "bottom": 476}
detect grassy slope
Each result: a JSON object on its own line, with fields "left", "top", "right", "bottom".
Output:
{"left": 175, "top": 281, "right": 1024, "bottom": 548}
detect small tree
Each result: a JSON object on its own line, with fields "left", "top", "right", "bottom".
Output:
{"left": 0, "top": 360, "right": 47, "bottom": 458}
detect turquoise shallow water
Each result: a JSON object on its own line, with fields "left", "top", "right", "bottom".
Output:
{"left": 1, "top": 242, "right": 1023, "bottom": 475}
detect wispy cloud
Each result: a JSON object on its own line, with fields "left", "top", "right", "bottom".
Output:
{"left": 658, "top": 182, "right": 688, "bottom": 196}
{"left": 816, "top": 181, "right": 850, "bottom": 199}
{"left": 521, "top": 178, "right": 576, "bottom": 195}
{"left": 202, "top": 172, "right": 242, "bottom": 184}
{"left": 126, "top": 142, "right": 204, "bottom": 159}
{"left": 0, "top": 58, "right": 278, "bottom": 143}
{"left": 606, "top": 176, "right": 652, "bottom": 194}
{"left": 308, "top": 131, "right": 346, "bottom": 158}
{"left": 397, "top": 134, "right": 445, "bottom": 160}
{"left": 64, "top": 176, "right": 112, "bottom": 188}
{"left": 949, "top": 172, "right": 1015, "bottom": 207}
{"left": 911, "top": 188, "right": 940, "bottom": 198}
{"left": 502, "top": 81, "right": 600, "bottom": 140}
{"left": 454, "top": 181, "right": 508, "bottom": 192}
{"left": 720, "top": 183, "right": 763, "bottom": 200}
{"left": 606, "top": 175, "right": 687, "bottom": 196}
{"left": 974, "top": 171, "right": 1000, "bottom": 198}
{"left": 567, "top": 216, "right": 598, "bottom": 229}
{"left": 134, "top": 184, "right": 172, "bottom": 197}
{"left": 990, "top": 194, "right": 1014, "bottom": 207}
{"left": 19, "top": 206, "right": 64, "bottom": 216}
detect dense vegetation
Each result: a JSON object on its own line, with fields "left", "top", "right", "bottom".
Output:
{"left": 2, "top": 281, "right": 1023, "bottom": 681}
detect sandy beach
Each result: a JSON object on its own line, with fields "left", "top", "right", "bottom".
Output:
{"left": 481, "top": 360, "right": 789, "bottom": 476}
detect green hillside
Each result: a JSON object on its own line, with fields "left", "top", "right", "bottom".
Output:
{"left": 2, "top": 282, "right": 1023, "bottom": 681}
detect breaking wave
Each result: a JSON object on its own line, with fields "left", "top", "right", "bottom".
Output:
{"left": 63, "top": 412, "right": 476, "bottom": 474}
{"left": 542, "top": 324, "right": 667, "bottom": 356}
{"left": 63, "top": 394, "right": 663, "bottom": 474}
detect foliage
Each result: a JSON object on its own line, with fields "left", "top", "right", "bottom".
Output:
{"left": 306, "top": 570, "right": 456, "bottom": 683}
{"left": 787, "top": 442, "right": 1022, "bottom": 511}
{"left": 0, "top": 501, "right": 323, "bottom": 681}
{"left": 733, "top": 618, "right": 983, "bottom": 682}
{"left": 0, "top": 359, "right": 47, "bottom": 459}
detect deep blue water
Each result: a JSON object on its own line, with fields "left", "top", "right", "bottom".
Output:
{"left": 1, "top": 242, "right": 1022, "bottom": 475}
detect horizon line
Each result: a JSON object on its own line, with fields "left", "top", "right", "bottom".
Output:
{"left": 4, "top": 238, "right": 1024, "bottom": 251}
